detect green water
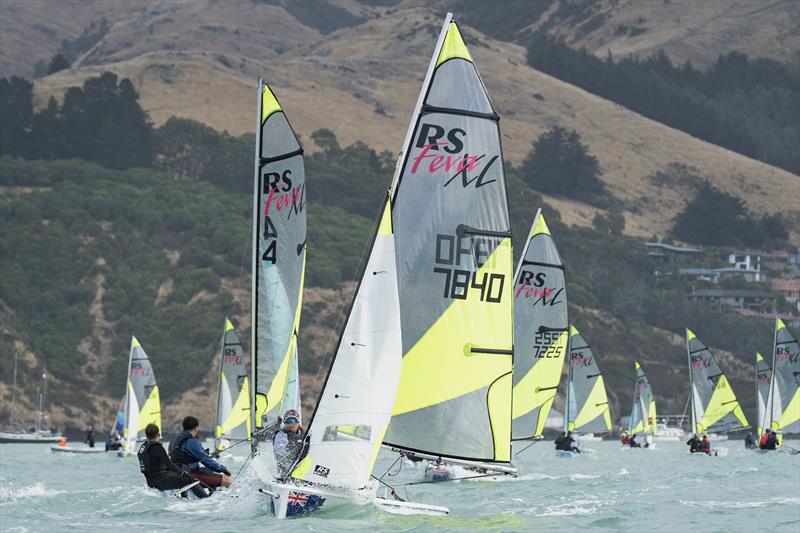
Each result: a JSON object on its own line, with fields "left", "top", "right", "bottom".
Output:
{"left": 1, "top": 439, "right": 798, "bottom": 532}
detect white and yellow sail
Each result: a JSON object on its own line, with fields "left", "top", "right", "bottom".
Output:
{"left": 214, "top": 318, "right": 250, "bottom": 452}
{"left": 122, "top": 336, "right": 161, "bottom": 454}
{"left": 765, "top": 319, "right": 800, "bottom": 444}
{"left": 565, "top": 325, "right": 612, "bottom": 434}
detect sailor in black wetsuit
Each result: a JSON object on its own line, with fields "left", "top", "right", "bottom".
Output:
{"left": 138, "top": 423, "right": 209, "bottom": 498}
{"left": 554, "top": 432, "right": 567, "bottom": 450}
{"left": 686, "top": 433, "right": 700, "bottom": 453}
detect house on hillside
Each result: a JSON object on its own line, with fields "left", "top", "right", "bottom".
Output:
{"left": 724, "top": 252, "right": 764, "bottom": 282}
{"left": 686, "top": 289, "right": 776, "bottom": 313}
{"left": 771, "top": 278, "right": 800, "bottom": 313}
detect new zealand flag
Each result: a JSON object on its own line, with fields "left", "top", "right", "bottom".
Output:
{"left": 285, "top": 491, "right": 326, "bottom": 517}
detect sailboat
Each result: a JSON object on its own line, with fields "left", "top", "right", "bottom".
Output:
{"left": 755, "top": 352, "right": 772, "bottom": 438}
{"left": 685, "top": 329, "right": 747, "bottom": 452}
{"left": 118, "top": 336, "right": 161, "bottom": 457}
{"left": 0, "top": 363, "right": 62, "bottom": 444}
{"left": 561, "top": 324, "right": 612, "bottom": 454}
{"left": 248, "top": 82, "right": 306, "bottom": 449}
{"left": 511, "top": 210, "right": 569, "bottom": 443}
{"left": 625, "top": 361, "right": 656, "bottom": 448}
{"left": 264, "top": 13, "right": 508, "bottom": 518}
{"left": 213, "top": 318, "right": 250, "bottom": 455}
{"left": 763, "top": 319, "right": 799, "bottom": 446}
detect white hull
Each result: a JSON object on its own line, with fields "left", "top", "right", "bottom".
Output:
{"left": 266, "top": 480, "right": 448, "bottom": 519}
{"left": 0, "top": 431, "right": 62, "bottom": 443}
{"left": 556, "top": 447, "right": 596, "bottom": 458}
{"left": 50, "top": 445, "right": 106, "bottom": 454}
{"left": 654, "top": 435, "right": 680, "bottom": 441}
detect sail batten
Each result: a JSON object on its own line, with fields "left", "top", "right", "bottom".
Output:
{"left": 250, "top": 80, "right": 307, "bottom": 448}
{"left": 382, "top": 15, "right": 514, "bottom": 464}
{"left": 686, "top": 329, "right": 748, "bottom": 434}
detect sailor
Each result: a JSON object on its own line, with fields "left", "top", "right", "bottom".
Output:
{"left": 765, "top": 430, "right": 779, "bottom": 450}
{"left": 629, "top": 433, "right": 641, "bottom": 448}
{"left": 698, "top": 434, "right": 711, "bottom": 454}
{"left": 686, "top": 433, "right": 700, "bottom": 453}
{"left": 564, "top": 431, "right": 581, "bottom": 453}
{"left": 273, "top": 409, "right": 305, "bottom": 478}
{"left": 169, "top": 416, "right": 232, "bottom": 489}
{"left": 619, "top": 432, "right": 629, "bottom": 446}
{"left": 759, "top": 430, "right": 770, "bottom": 449}
{"left": 106, "top": 431, "right": 123, "bottom": 451}
{"left": 554, "top": 431, "right": 567, "bottom": 450}
{"left": 644, "top": 433, "right": 653, "bottom": 448}
{"left": 138, "top": 423, "right": 208, "bottom": 499}
{"left": 744, "top": 433, "right": 756, "bottom": 449}
{"left": 85, "top": 425, "right": 95, "bottom": 448}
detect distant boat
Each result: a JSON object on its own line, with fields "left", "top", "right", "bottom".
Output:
{"left": 0, "top": 362, "right": 62, "bottom": 444}
{"left": 626, "top": 361, "right": 657, "bottom": 447}
{"left": 213, "top": 318, "right": 250, "bottom": 455}
{"left": 763, "top": 319, "right": 799, "bottom": 445}
{"left": 119, "top": 336, "right": 161, "bottom": 457}
{"left": 685, "top": 329, "right": 748, "bottom": 439}
{"left": 248, "top": 81, "right": 307, "bottom": 449}
{"left": 563, "top": 324, "right": 612, "bottom": 447}
{"left": 755, "top": 351, "right": 772, "bottom": 438}
{"left": 511, "top": 210, "right": 569, "bottom": 443}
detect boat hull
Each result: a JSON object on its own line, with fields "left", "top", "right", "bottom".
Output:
{"left": 0, "top": 432, "right": 62, "bottom": 444}
{"left": 268, "top": 482, "right": 339, "bottom": 519}
{"left": 50, "top": 446, "right": 106, "bottom": 454}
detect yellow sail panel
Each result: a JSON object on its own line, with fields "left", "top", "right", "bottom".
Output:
{"left": 648, "top": 398, "right": 657, "bottom": 436}
{"left": 261, "top": 83, "right": 282, "bottom": 124}
{"left": 487, "top": 372, "right": 512, "bottom": 462}
{"left": 698, "top": 375, "right": 748, "bottom": 432}
{"left": 378, "top": 198, "right": 393, "bottom": 236}
{"left": 220, "top": 376, "right": 251, "bottom": 438}
{"left": 511, "top": 330, "right": 567, "bottom": 420}
{"left": 629, "top": 418, "right": 644, "bottom": 435}
{"left": 137, "top": 385, "right": 161, "bottom": 432}
{"left": 775, "top": 388, "right": 800, "bottom": 432}
{"left": 572, "top": 376, "right": 611, "bottom": 431}
{"left": 392, "top": 239, "right": 513, "bottom": 416}
{"left": 435, "top": 22, "right": 472, "bottom": 67}
{"left": 291, "top": 454, "right": 312, "bottom": 478}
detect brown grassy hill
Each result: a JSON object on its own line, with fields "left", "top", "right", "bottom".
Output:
{"left": 30, "top": 7, "right": 800, "bottom": 239}
{"left": 535, "top": 0, "right": 800, "bottom": 69}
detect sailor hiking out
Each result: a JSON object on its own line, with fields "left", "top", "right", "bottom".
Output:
{"left": 169, "top": 416, "right": 232, "bottom": 488}
{"left": 138, "top": 423, "right": 209, "bottom": 498}
{"left": 273, "top": 409, "right": 305, "bottom": 478}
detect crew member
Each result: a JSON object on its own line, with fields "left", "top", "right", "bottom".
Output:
{"left": 273, "top": 409, "right": 305, "bottom": 478}
{"left": 629, "top": 433, "right": 641, "bottom": 448}
{"left": 686, "top": 433, "right": 700, "bottom": 453}
{"left": 744, "top": 433, "right": 756, "bottom": 449}
{"left": 765, "top": 430, "right": 779, "bottom": 450}
{"left": 169, "top": 416, "right": 232, "bottom": 488}
{"left": 698, "top": 434, "right": 711, "bottom": 454}
{"left": 564, "top": 431, "right": 581, "bottom": 453}
{"left": 138, "top": 423, "right": 208, "bottom": 498}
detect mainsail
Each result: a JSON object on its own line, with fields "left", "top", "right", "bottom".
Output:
{"left": 755, "top": 352, "right": 771, "bottom": 437}
{"left": 214, "top": 318, "right": 250, "bottom": 452}
{"left": 511, "top": 210, "right": 568, "bottom": 440}
{"left": 381, "top": 15, "right": 514, "bottom": 468}
{"left": 249, "top": 81, "right": 306, "bottom": 448}
{"left": 765, "top": 319, "right": 800, "bottom": 440}
{"left": 628, "top": 361, "right": 656, "bottom": 438}
{"left": 565, "top": 325, "right": 612, "bottom": 434}
{"left": 122, "top": 336, "right": 160, "bottom": 454}
{"left": 686, "top": 329, "right": 748, "bottom": 434}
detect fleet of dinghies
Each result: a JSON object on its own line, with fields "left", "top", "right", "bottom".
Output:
{"left": 4, "top": 10, "right": 800, "bottom": 520}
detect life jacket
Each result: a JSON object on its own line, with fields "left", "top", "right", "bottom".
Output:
{"left": 759, "top": 433, "right": 769, "bottom": 448}
{"left": 138, "top": 441, "right": 167, "bottom": 478}
{"left": 698, "top": 440, "right": 710, "bottom": 453}
{"left": 168, "top": 431, "right": 197, "bottom": 466}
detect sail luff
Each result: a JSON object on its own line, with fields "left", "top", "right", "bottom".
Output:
{"left": 249, "top": 79, "right": 263, "bottom": 454}
{"left": 687, "top": 329, "right": 697, "bottom": 433}
{"left": 214, "top": 318, "right": 226, "bottom": 452}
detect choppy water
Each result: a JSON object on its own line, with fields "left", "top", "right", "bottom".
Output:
{"left": 2, "top": 439, "right": 799, "bottom": 532}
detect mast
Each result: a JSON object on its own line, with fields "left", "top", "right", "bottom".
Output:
{"left": 686, "top": 329, "right": 696, "bottom": 434}
{"left": 10, "top": 352, "right": 17, "bottom": 428}
{"left": 765, "top": 318, "right": 779, "bottom": 432}
{"left": 249, "top": 80, "right": 264, "bottom": 455}
{"left": 214, "top": 318, "right": 226, "bottom": 453}
{"left": 123, "top": 336, "right": 133, "bottom": 438}
{"left": 564, "top": 331, "right": 572, "bottom": 433}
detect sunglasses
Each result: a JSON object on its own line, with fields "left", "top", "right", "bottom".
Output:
{"left": 284, "top": 418, "right": 299, "bottom": 425}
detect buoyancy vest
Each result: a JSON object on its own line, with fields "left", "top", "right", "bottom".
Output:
{"left": 168, "top": 431, "right": 197, "bottom": 465}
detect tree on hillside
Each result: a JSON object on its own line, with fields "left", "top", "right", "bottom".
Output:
{"left": 46, "top": 53, "right": 71, "bottom": 75}
{"left": 521, "top": 125, "right": 609, "bottom": 206}
{"left": 0, "top": 76, "right": 34, "bottom": 158}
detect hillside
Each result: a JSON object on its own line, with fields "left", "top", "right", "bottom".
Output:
{"left": 20, "top": 6, "right": 798, "bottom": 240}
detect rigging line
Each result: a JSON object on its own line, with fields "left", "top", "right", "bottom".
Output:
{"left": 231, "top": 448, "right": 254, "bottom": 483}
{"left": 370, "top": 474, "right": 405, "bottom": 502}
{"left": 212, "top": 437, "right": 250, "bottom": 456}
{"left": 379, "top": 454, "right": 403, "bottom": 481}
{"left": 514, "top": 438, "right": 540, "bottom": 457}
